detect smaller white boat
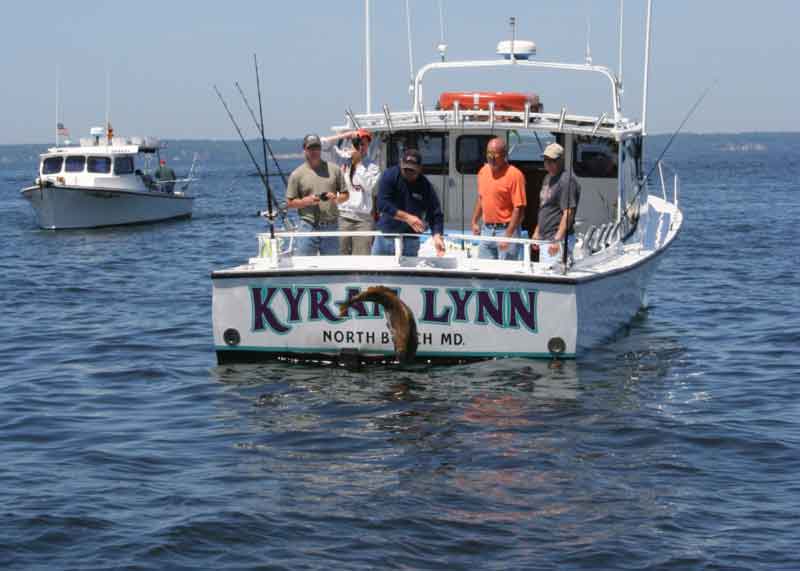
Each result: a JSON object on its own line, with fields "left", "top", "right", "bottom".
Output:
{"left": 20, "top": 126, "right": 196, "bottom": 229}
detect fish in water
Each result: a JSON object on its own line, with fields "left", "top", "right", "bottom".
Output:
{"left": 338, "top": 286, "right": 418, "bottom": 363}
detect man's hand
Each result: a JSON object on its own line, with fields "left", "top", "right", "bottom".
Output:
{"left": 548, "top": 242, "right": 561, "bottom": 256}
{"left": 433, "top": 234, "right": 446, "bottom": 257}
{"left": 471, "top": 221, "right": 480, "bottom": 235}
{"left": 406, "top": 214, "right": 426, "bottom": 233}
{"left": 498, "top": 239, "right": 509, "bottom": 252}
{"left": 304, "top": 195, "right": 321, "bottom": 207}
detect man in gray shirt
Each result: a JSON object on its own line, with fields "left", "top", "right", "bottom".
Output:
{"left": 286, "top": 134, "right": 347, "bottom": 256}
{"left": 532, "top": 143, "right": 581, "bottom": 265}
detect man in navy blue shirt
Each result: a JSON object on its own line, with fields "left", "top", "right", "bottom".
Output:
{"left": 372, "top": 149, "right": 446, "bottom": 257}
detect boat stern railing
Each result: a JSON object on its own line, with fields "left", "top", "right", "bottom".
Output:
{"left": 253, "top": 230, "right": 583, "bottom": 275}
{"left": 656, "top": 160, "right": 680, "bottom": 209}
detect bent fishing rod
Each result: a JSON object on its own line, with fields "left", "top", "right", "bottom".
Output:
{"left": 629, "top": 80, "right": 716, "bottom": 205}
{"left": 213, "top": 84, "right": 288, "bottom": 237}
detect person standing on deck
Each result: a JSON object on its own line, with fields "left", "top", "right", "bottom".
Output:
{"left": 154, "top": 159, "right": 176, "bottom": 193}
{"left": 320, "top": 129, "right": 380, "bottom": 255}
{"left": 532, "top": 143, "right": 581, "bottom": 265}
{"left": 285, "top": 134, "right": 348, "bottom": 256}
{"left": 372, "top": 149, "right": 446, "bottom": 257}
{"left": 470, "top": 137, "right": 527, "bottom": 260}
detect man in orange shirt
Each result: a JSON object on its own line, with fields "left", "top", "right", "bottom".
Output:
{"left": 470, "top": 137, "right": 527, "bottom": 260}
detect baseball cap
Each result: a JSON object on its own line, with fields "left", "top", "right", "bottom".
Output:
{"left": 303, "top": 134, "right": 322, "bottom": 149}
{"left": 542, "top": 143, "right": 564, "bottom": 160}
{"left": 400, "top": 148, "right": 422, "bottom": 169}
{"left": 356, "top": 128, "right": 372, "bottom": 141}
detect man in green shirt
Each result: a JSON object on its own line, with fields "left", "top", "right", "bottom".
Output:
{"left": 286, "top": 134, "right": 347, "bottom": 255}
{"left": 154, "top": 159, "right": 176, "bottom": 193}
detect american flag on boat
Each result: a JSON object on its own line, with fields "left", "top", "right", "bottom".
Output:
{"left": 57, "top": 122, "right": 69, "bottom": 136}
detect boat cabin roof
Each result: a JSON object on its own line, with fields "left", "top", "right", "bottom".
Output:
{"left": 336, "top": 55, "right": 642, "bottom": 142}
{"left": 44, "top": 144, "right": 142, "bottom": 157}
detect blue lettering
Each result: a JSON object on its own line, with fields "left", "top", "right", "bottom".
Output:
{"left": 252, "top": 287, "right": 290, "bottom": 333}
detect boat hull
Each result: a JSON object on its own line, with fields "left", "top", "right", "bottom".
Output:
{"left": 20, "top": 185, "right": 194, "bottom": 229}
{"left": 213, "top": 272, "right": 576, "bottom": 363}
{"left": 211, "top": 252, "right": 664, "bottom": 364}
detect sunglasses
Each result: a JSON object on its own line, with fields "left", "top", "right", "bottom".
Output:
{"left": 486, "top": 151, "right": 506, "bottom": 160}
{"left": 305, "top": 145, "right": 321, "bottom": 151}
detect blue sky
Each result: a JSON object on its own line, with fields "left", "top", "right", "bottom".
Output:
{"left": 1, "top": 1, "right": 798, "bottom": 144}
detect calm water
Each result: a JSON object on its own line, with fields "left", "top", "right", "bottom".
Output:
{"left": 1, "top": 134, "right": 798, "bottom": 570}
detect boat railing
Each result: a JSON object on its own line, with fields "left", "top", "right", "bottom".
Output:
{"left": 149, "top": 177, "right": 197, "bottom": 194}
{"left": 255, "top": 230, "right": 573, "bottom": 275}
{"left": 656, "top": 160, "right": 680, "bottom": 208}
{"left": 340, "top": 107, "right": 640, "bottom": 139}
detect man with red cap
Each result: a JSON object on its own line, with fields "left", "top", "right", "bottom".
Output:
{"left": 154, "top": 158, "right": 176, "bottom": 193}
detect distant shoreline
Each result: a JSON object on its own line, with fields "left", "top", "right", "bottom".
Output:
{"left": 4, "top": 132, "right": 800, "bottom": 148}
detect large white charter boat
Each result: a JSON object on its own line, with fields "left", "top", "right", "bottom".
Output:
{"left": 211, "top": 3, "right": 682, "bottom": 364}
{"left": 21, "top": 126, "right": 196, "bottom": 229}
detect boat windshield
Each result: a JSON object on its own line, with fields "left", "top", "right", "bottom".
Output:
{"left": 87, "top": 156, "right": 112, "bottom": 174}
{"left": 65, "top": 156, "right": 86, "bottom": 173}
{"left": 113, "top": 156, "right": 135, "bottom": 175}
{"left": 41, "top": 156, "right": 63, "bottom": 175}
{"left": 572, "top": 136, "right": 618, "bottom": 179}
{"left": 387, "top": 131, "right": 448, "bottom": 175}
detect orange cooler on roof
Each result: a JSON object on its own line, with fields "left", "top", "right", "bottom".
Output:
{"left": 438, "top": 92, "right": 542, "bottom": 112}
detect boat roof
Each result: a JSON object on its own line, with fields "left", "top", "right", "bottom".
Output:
{"left": 44, "top": 144, "right": 143, "bottom": 156}
{"left": 43, "top": 137, "right": 161, "bottom": 157}
{"left": 334, "top": 56, "right": 642, "bottom": 141}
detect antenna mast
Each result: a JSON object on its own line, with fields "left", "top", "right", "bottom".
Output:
{"left": 55, "top": 69, "right": 59, "bottom": 147}
{"left": 642, "top": 0, "right": 653, "bottom": 135}
{"left": 365, "top": 0, "right": 372, "bottom": 113}
{"left": 585, "top": 16, "right": 592, "bottom": 64}
{"left": 405, "top": 0, "right": 414, "bottom": 95}
{"left": 437, "top": 0, "right": 447, "bottom": 61}
{"left": 618, "top": 0, "right": 624, "bottom": 91}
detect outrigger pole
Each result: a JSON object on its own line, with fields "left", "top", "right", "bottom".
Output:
{"left": 212, "top": 84, "right": 279, "bottom": 238}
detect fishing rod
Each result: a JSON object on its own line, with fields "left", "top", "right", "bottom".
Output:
{"left": 212, "top": 84, "right": 287, "bottom": 230}
{"left": 630, "top": 81, "right": 716, "bottom": 204}
{"left": 253, "top": 54, "right": 275, "bottom": 240}
{"left": 234, "top": 81, "right": 289, "bottom": 188}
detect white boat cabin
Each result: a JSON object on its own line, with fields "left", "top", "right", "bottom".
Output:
{"left": 37, "top": 132, "right": 177, "bottom": 194}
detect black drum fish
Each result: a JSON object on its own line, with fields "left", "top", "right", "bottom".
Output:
{"left": 338, "top": 286, "right": 418, "bottom": 363}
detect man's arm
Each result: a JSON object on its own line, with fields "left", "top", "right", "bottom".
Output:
{"left": 426, "top": 180, "right": 446, "bottom": 256}
{"left": 547, "top": 207, "right": 575, "bottom": 256}
{"left": 470, "top": 194, "right": 482, "bottom": 235}
{"left": 320, "top": 132, "right": 356, "bottom": 164}
{"left": 498, "top": 205, "right": 525, "bottom": 252}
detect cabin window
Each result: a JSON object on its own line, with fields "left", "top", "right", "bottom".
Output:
{"left": 387, "top": 132, "right": 448, "bottom": 175}
{"left": 41, "top": 157, "right": 63, "bottom": 175}
{"left": 114, "top": 156, "right": 135, "bottom": 175}
{"left": 456, "top": 135, "right": 496, "bottom": 174}
{"left": 87, "top": 156, "right": 112, "bottom": 174}
{"left": 64, "top": 156, "right": 86, "bottom": 173}
{"left": 572, "top": 136, "right": 618, "bottom": 178}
